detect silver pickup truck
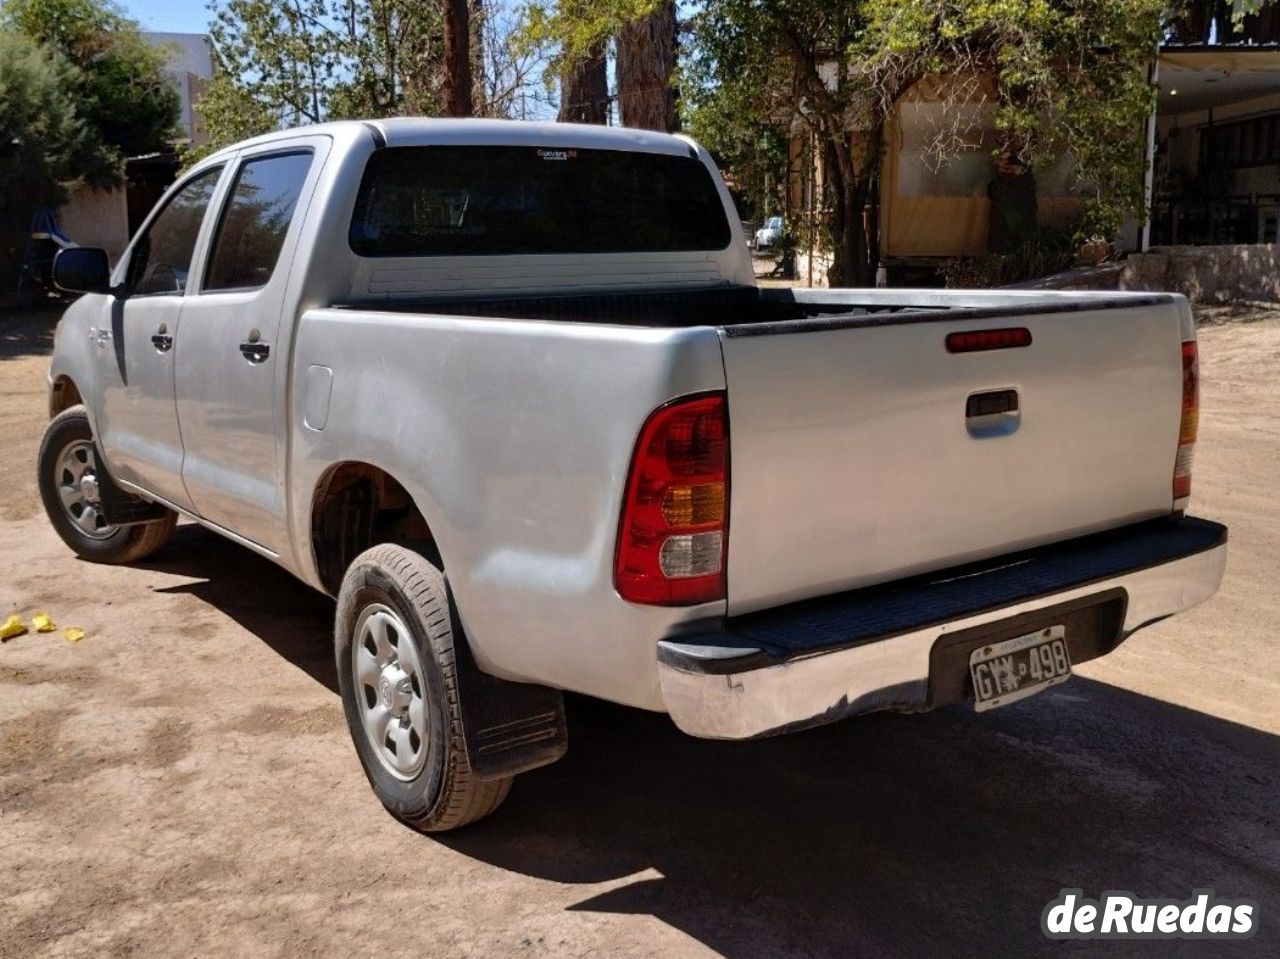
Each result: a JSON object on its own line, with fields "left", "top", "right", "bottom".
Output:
{"left": 42, "top": 119, "right": 1227, "bottom": 831}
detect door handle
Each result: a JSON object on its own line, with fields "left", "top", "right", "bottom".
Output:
{"left": 150, "top": 322, "right": 172, "bottom": 353}
{"left": 239, "top": 341, "right": 270, "bottom": 363}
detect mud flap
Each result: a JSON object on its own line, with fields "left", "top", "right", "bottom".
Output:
{"left": 448, "top": 596, "right": 568, "bottom": 781}
{"left": 94, "top": 443, "right": 171, "bottom": 526}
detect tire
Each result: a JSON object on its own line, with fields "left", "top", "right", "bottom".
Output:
{"left": 335, "top": 544, "right": 513, "bottom": 832}
{"left": 37, "top": 406, "right": 177, "bottom": 564}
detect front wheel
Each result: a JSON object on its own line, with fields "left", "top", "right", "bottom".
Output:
{"left": 37, "top": 406, "right": 176, "bottom": 564}
{"left": 335, "top": 544, "right": 512, "bottom": 832}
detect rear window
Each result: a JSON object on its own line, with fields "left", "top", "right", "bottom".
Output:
{"left": 349, "top": 146, "right": 731, "bottom": 257}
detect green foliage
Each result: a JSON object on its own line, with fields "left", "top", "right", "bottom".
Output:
{"left": 518, "top": 0, "right": 655, "bottom": 72}
{"left": 674, "top": 0, "right": 1185, "bottom": 258}
{"left": 858, "top": 0, "right": 1168, "bottom": 239}
{"left": 681, "top": 35, "right": 788, "bottom": 219}
{"left": 686, "top": 0, "right": 890, "bottom": 282}
{"left": 182, "top": 69, "right": 276, "bottom": 165}
{"left": 202, "top": 0, "right": 447, "bottom": 153}
{"left": 3, "top": 0, "right": 180, "bottom": 183}
{"left": 0, "top": 30, "right": 91, "bottom": 228}
{"left": 942, "top": 227, "right": 1079, "bottom": 288}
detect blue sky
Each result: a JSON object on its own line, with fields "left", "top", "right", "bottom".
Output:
{"left": 120, "top": 0, "right": 211, "bottom": 34}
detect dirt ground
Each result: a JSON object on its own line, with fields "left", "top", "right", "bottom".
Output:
{"left": 1, "top": 304, "right": 1278, "bottom": 958}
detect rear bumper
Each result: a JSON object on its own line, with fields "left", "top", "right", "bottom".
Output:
{"left": 657, "top": 517, "right": 1227, "bottom": 739}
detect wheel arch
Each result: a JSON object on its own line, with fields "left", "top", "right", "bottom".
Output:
{"left": 309, "top": 460, "right": 443, "bottom": 596}
{"left": 49, "top": 374, "right": 83, "bottom": 418}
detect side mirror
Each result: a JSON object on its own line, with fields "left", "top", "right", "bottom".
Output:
{"left": 53, "top": 247, "right": 112, "bottom": 295}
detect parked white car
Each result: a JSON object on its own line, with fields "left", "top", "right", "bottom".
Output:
{"left": 42, "top": 119, "right": 1226, "bottom": 831}
{"left": 754, "top": 215, "right": 784, "bottom": 249}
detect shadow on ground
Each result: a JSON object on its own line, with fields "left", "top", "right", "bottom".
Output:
{"left": 139, "top": 523, "right": 337, "bottom": 692}
{"left": 141, "top": 524, "right": 1280, "bottom": 958}
{"left": 0, "top": 307, "right": 63, "bottom": 361}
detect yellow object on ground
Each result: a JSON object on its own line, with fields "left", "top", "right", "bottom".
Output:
{"left": 64, "top": 628, "right": 86, "bottom": 643}
{"left": 1, "top": 614, "right": 27, "bottom": 641}
{"left": 32, "top": 612, "right": 56, "bottom": 633}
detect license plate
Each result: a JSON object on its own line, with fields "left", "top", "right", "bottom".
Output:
{"left": 968, "top": 625, "right": 1071, "bottom": 712}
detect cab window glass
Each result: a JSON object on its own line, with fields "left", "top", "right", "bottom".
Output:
{"left": 128, "top": 167, "right": 222, "bottom": 296}
{"left": 349, "top": 146, "right": 731, "bottom": 256}
{"left": 205, "top": 152, "right": 313, "bottom": 291}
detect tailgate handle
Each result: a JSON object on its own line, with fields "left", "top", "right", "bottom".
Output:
{"left": 966, "top": 389, "right": 1020, "bottom": 438}
{"left": 967, "top": 390, "right": 1019, "bottom": 418}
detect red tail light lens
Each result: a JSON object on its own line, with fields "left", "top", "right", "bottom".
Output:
{"left": 615, "top": 393, "right": 728, "bottom": 606}
{"left": 1173, "top": 340, "right": 1199, "bottom": 501}
{"left": 946, "top": 327, "right": 1032, "bottom": 353}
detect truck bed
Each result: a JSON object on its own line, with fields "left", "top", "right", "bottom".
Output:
{"left": 327, "top": 285, "right": 1191, "bottom": 617}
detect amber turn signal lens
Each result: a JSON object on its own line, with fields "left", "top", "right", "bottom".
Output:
{"left": 661, "top": 482, "right": 725, "bottom": 527}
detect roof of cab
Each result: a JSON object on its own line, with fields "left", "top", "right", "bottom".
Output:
{"left": 202, "top": 118, "right": 699, "bottom": 165}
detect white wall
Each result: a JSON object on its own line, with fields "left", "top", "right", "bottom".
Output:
{"left": 143, "top": 32, "right": 214, "bottom": 144}
{"left": 58, "top": 186, "right": 130, "bottom": 263}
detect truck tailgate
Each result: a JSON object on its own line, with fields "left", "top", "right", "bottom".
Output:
{"left": 719, "top": 298, "right": 1187, "bottom": 614}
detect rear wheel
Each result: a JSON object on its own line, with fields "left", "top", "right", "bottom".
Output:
{"left": 335, "top": 544, "right": 512, "bottom": 831}
{"left": 37, "top": 406, "right": 176, "bottom": 564}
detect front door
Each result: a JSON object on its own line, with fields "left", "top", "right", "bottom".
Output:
{"left": 174, "top": 144, "right": 321, "bottom": 551}
{"left": 94, "top": 165, "right": 225, "bottom": 510}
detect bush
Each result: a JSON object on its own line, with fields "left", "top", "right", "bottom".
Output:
{"left": 0, "top": 30, "right": 91, "bottom": 288}
{"left": 943, "top": 229, "right": 1081, "bottom": 289}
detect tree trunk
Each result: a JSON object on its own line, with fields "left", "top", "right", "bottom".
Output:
{"left": 822, "top": 135, "right": 874, "bottom": 287}
{"left": 986, "top": 171, "right": 1037, "bottom": 254}
{"left": 443, "top": 0, "right": 473, "bottom": 117}
{"left": 616, "top": 1, "right": 678, "bottom": 132}
{"left": 558, "top": 41, "right": 608, "bottom": 124}
{"left": 470, "top": 0, "right": 486, "bottom": 113}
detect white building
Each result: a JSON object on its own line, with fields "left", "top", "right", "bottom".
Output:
{"left": 143, "top": 32, "right": 215, "bottom": 147}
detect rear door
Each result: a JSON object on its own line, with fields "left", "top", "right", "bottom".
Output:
{"left": 174, "top": 139, "right": 325, "bottom": 551}
{"left": 719, "top": 302, "right": 1186, "bottom": 614}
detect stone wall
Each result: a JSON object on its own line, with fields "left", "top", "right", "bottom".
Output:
{"left": 792, "top": 249, "right": 832, "bottom": 288}
{"left": 1120, "top": 245, "right": 1280, "bottom": 304}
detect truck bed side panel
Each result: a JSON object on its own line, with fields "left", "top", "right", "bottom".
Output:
{"left": 288, "top": 309, "right": 726, "bottom": 710}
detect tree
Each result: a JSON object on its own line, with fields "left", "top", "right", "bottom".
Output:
{"left": 0, "top": 30, "right": 94, "bottom": 282}
{"left": 519, "top": 0, "right": 681, "bottom": 130}
{"left": 682, "top": 59, "right": 788, "bottom": 221}
{"left": 2, "top": 0, "right": 179, "bottom": 182}
{"left": 689, "top": 0, "right": 895, "bottom": 284}
{"left": 857, "top": 0, "right": 1168, "bottom": 242}
{"left": 687, "top": 0, "right": 1194, "bottom": 283}
{"left": 616, "top": 0, "right": 677, "bottom": 131}
{"left": 201, "top": 0, "right": 540, "bottom": 149}
{"left": 477, "top": 1, "right": 550, "bottom": 118}
{"left": 557, "top": 41, "right": 608, "bottom": 122}
{"left": 204, "top": 0, "right": 446, "bottom": 142}
{"left": 193, "top": 68, "right": 278, "bottom": 148}
{"left": 444, "top": 0, "right": 473, "bottom": 115}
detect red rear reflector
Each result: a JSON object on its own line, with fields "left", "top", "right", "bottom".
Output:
{"left": 946, "top": 328, "right": 1033, "bottom": 353}
{"left": 1173, "top": 340, "right": 1199, "bottom": 501}
{"left": 615, "top": 393, "right": 728, "bottom": 606}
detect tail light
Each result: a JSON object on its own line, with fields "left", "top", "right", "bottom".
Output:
{"left": 945, "top": 327, "right": 1032, "bottom": 353}
{"left": 1173, "top": 340, "right": 1199, "bottom": 502}
{"left": 615, "top": 393, "right": 728, "bottom": 605}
